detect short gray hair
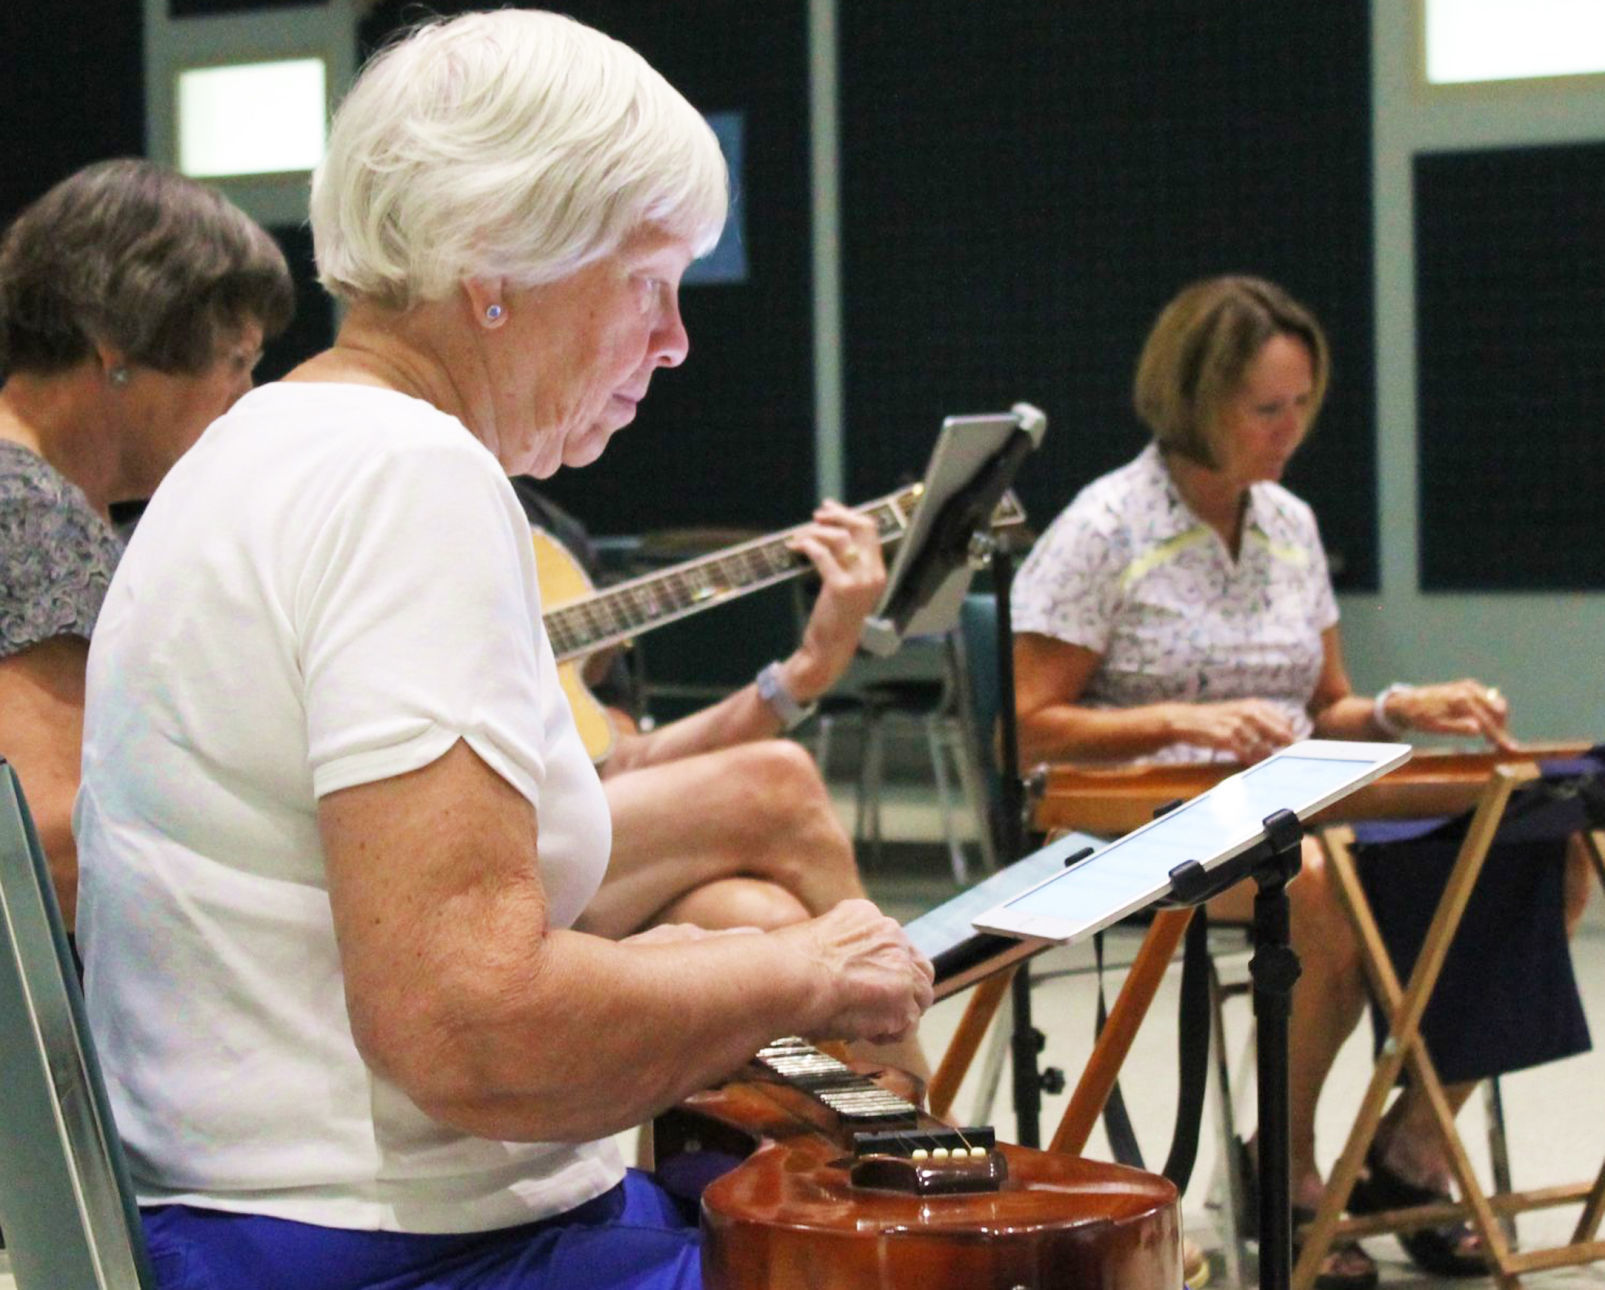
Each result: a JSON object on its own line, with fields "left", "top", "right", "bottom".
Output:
{"left": 0, "top": 159, "right": 292, "bottom": 377}
{"left": 312, "top": 9, "right": 729, "bottom": 308}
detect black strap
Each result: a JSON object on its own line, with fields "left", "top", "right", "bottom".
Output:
{"left": 1093, "top": 910, "right": 1214, "bottom": 1192}
{"left": 1093, "top": 930, "right": 1143, "bottom": 1168}
{"left": 1162, "top": 907, "right": 1212, "bottom": 1190}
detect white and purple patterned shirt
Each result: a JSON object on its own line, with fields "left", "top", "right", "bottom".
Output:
{"left": 1013, "top": 442, "right": 1339, "bottom": 763}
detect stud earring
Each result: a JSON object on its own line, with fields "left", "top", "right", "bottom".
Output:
{"left": 108, "top": 366, "right": 131, "bottom": 387}
{"left": 485, "top": 304, "right": 505, "bottom": 324}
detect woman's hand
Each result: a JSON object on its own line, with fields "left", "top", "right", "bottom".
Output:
{"left": 1168, "top": 698, "right": 1296, "bottom": 764}
{"left": 778, "top": 898, "right": 935, "bottom": 1046}
{"left": 779, "top": 502, "right": 886, "bottom": 700}
{"left": 1386, "top": 679, "right": 1516, "bottom": 750}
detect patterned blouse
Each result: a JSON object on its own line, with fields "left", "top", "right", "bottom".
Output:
{"left": 0, "top": 440, "right": 123, "bottom": 659}
{"left": 1013, "top": 442, "right": 1339, "bottom": 763}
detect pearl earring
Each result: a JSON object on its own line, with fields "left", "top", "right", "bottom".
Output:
{"left": 485, "top": 304, "right": 505, "bottom": 323}
{"left": 108, "top": 366, "right": 131, "bottom": 387}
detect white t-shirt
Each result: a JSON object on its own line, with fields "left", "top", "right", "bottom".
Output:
{"left": 75, "top": 383, "right": 619, "bottom": 1233}
{"left": 1013, "top": 443, "right": 1340, "bottom": 763}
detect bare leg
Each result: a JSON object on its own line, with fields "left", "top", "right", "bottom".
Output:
{"left": 1564, "top": 832, "right": 1596, "bottom": 937}
{"left": 576, "top": 740, "right": 867, "bottom": 938}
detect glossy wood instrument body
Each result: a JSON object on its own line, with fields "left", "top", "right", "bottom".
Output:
{"left": 1032, "top": 743, "right": 1594, "bottom": 835}
{"left": 655, "top": 1041, "right": 1182, "bottom": 1289}
{"left": 530, "top": 527, "right": 624, "bottom": 762}
{"left": 532, "top": 486, "right": 1027, "bottom": 762}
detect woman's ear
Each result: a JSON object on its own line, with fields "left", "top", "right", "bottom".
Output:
{"left": 92, "top": 340, "right": 133, "bottom": 388}
{"left": 462, "top": 279, "right": 509, "bottom": 329}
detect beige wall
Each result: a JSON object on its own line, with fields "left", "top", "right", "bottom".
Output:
{"left": 1341, "top": 1, "right": 1605, "bottom": 742}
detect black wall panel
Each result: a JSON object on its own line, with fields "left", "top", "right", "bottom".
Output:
{"left": 0, "top": 0, "right": 144, "bottom": 228}
{"left": 1416, "top": 142, "right": 1605, "bottom": 591}
{"left": 839, "top": 3, "right": 1377, "bottom": 588}
{"left": 359, "top": 1, "right": 818, "bottom": 539}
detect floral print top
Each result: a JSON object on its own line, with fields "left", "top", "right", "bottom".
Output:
{"left": 0, "top": 440, "right": 123, "bottom": 659}
{"left": 1013, "top": 442, "right": 1339, "bottom": 763}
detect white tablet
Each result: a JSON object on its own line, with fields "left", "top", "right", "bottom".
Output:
{"left": 972, "top": 740, "right": 1412, "bottom": 945}
{"left": 902, "top": 830, "right": 1105, "bottom": 997}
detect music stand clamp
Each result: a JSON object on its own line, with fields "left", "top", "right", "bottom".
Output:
{"left": 1163, "top": 807, "right": 1305, "bottom": 1290}
{"left": 860, "top": 402, "right": 1045, "bottom": 656}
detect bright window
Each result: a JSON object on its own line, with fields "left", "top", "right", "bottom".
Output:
{"left": 178, "top": 58, "right": 327, "bottom": 178}
{"left": 1426, "top": 0, "right": 1605, "bottom": 83}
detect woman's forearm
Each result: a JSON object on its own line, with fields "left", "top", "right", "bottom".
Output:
{"left": 1016, "top": 700, "right": 1185, "bottom": 766}
{"left": 386, "top": 924, "right": 828, "bottom": 1143}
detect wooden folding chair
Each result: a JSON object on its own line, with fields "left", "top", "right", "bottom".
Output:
{"left": 1294, "top": 764, "right": 1605, "bottom": 1290}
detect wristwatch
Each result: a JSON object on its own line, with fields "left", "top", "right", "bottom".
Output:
{"left": 755, "top": 661, "right": 818, "bottom": 731}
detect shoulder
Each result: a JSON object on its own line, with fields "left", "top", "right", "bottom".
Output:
{"left": 220, "top": 384, "right": 517, "bottom": 519}
{"left": 1249, "top": 479, "right": 1321, "bottom": 539}
{"left": 0, "top": 443, "right": 122, "bottom": 657}
{"left": 1029, "top": 450, "right": 1160, "bottom": 561}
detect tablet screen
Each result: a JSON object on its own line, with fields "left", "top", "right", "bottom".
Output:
{"left": 985, "top": 748, "right": 1396, "bottom": 934}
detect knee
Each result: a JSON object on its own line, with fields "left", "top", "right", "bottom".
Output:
{"left": 733, "top": 742, "right": 849, "bottom": 848}
{"left": 725, "top": 741, "right": 862, "bottom": 890}
{"left": 660, "top": 877, "right": 811, "bottom": 932}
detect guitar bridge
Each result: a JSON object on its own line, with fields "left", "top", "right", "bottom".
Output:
{"left": 849, "top": 1127, "right": 1007, "bottom": 1195}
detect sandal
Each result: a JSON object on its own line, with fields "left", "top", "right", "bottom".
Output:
{"left": 1348, "top": 1146, "right": 1489, "bottom": 1277}
{"left": 1236, "top": 1138, "right": 1379, "bottom": 1290}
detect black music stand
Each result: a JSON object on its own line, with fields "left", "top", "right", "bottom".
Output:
{"left": 1163, "top": 810, "right": 1305, "bottom": 1290}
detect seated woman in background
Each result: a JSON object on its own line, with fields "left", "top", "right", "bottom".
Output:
{"left": 1012, "top": 276, "right": 1552, "bottom": 1288}
{"left": 75, "top": 12, "right": 932, "bottom": 1290}
{"left": 0, "top": 158, "right": 293, "bottom": 929}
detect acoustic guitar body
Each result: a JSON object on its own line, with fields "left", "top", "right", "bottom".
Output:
{"left": 656, "top": 1046, "right": 1182, "bottom": 1290}
{"left": 530, "top": 527, "right": 618, "bottom": 763}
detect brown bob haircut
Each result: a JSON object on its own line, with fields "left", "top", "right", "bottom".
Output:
{"left": 0, "top": 158, "right": 294, "bottom": 377}
{"left": 1132, "top": 275, "right": 1329, "bottom": 469}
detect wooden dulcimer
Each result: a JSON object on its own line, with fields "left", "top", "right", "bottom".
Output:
{"left": 653, "top": 1037, "right": 1182, "bottom": 1289}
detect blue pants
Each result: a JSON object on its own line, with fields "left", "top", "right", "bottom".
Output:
{"left": 143, "top": 1170, "right": 702, "bottom": 1290}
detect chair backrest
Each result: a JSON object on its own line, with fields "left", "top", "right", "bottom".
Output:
{"left": 951, "top": 592, "right": 1005, "bottom": 856}
{"left": 0, "top": 760, "right": 155, "bottom": 1289}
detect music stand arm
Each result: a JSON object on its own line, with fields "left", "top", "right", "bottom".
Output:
{"left": 989, "top": 533, "right": 1049, "bottom": 1149}
{"left": 1167, "top": 808, "right": 1305, "bottom": 1290}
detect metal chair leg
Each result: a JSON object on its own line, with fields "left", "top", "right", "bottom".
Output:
{"left": 925, "top": 714, "right": 966, "bottom": 885}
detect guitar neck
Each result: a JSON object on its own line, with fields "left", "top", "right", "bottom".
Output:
{"left": 544, "top": 487, "right": 922, "bottom": 663}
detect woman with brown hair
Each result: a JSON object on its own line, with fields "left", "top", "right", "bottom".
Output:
{"left": 0, "top": 157, "right": 293, "bottom": 928}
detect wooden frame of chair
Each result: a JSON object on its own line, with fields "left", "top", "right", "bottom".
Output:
{"left": 1294, "top": 764, "right": 1605, "bottom": 1290}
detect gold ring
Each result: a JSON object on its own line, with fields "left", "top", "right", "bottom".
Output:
{"left": 841, "top": 547, "right": 860, "bottom": 567}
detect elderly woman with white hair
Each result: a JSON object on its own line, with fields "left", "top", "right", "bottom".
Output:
{"left": 74, "top": 11, "right": 932, "bottom": 1290}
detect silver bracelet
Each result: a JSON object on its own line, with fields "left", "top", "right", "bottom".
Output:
{"left": 1372, "top": 682, "right": 1414, "bottom": 738}
{"left": 755, "top": 661, "right": 818, "bottom": 731}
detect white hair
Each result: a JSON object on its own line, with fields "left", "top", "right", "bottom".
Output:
{"left": 311, "top": 9, "right": 729, "bottom": 307}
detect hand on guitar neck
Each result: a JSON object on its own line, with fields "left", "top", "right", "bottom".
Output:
{"left": 535, "top": 500, "right": 886, "bottom": 770}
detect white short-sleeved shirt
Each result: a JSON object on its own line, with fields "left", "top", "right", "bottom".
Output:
{"left": 1013, "top": 443, "right": 1340, "bottom": 764}
{"left": 75, "top": 383, "right": 619, "bottom": 1233}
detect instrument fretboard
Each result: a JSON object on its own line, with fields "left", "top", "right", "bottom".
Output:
{"left": 544, "top": 487, "right": 922, "bottom": 662}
